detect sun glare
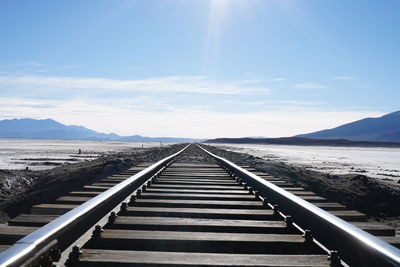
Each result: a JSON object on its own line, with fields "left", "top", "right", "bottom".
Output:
{"left": 204, "top": 0, "right": 230, "bottom": 72}
{"left": 210, "top": 0, "right": 229, "bottom": 12}
{"left": 204, "top": 0, "right": 254, "bottom": 73}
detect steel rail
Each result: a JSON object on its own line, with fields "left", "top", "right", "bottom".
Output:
{"left": 0, "top": 144, "right": 190, "bottom": 267}
{"left": 198, "top": 144, "right": 400, "bottom": 267}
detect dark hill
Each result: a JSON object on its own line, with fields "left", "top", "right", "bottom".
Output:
{"left": 205, "top": 137, "right": 400, "bottom": 147}
{"left": 296, "top": 111, "right": 400, "bottom": 142}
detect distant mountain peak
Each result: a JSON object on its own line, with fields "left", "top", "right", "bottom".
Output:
{"left": 0, "top": 118, "right": 201, "bottom": 143}
{"left": 6, "top": 118, "right": 59, "bottom": 124}
{"left": 296, "top": 110, "right": 400, "bottom": 142}
{"left": 382, "top": 110, "right": 400, "bottom": 118}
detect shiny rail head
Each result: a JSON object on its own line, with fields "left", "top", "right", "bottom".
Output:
{"left": 0, "top": 144, "right": 190, "bottom": 267}
{"left": 197, "top": 144, "right": 400, "bottom": 267}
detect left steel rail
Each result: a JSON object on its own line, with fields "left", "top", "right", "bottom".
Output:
{"left": 0, "top": 144, "right": 190, "bottom": 267}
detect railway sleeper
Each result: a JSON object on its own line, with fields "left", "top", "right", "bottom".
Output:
{"left": 76, "top": 250, "right": 332, "bottom": 267}
{"left": 85, "top": 230, "right": 322, "bottom": 255}
{"left": 1, "top": 147, "right": 398, "bottom": 266}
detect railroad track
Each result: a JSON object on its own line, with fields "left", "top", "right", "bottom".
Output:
{"left": 0, "top": 144, "right": 399, "bottom": 266}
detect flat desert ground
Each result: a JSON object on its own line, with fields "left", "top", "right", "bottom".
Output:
{"left": 210, "top": 143, "right": 400, "bottom": 184}
{"left": 0, "top": 139, "right": 163, "bottom": 170}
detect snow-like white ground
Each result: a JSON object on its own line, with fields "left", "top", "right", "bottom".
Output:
{"left": 210, "top": 143, "right": 400, "bottom": 182}
{"left": 0, "top": 139, "right": 163, "bottom": 170}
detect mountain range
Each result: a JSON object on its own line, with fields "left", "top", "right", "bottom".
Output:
{"left": 206, "top": 110, "right": 400, "bottom": 146}
{"left": 2, "top": 110, "right": 399, "bottom": 144}
{"left": 0, "top": 118, "right": 202, "bottom": 143}
{"left": 205, "top": 136, "right": 400, "bottom": 147}
{"left": 297, "top": 110, "right": 400, "bottom": 142}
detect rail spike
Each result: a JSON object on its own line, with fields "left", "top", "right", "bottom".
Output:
{"left": 284, "top": 215, "right": 293, "bottom": 228}
{"left": 49, "top": 247, "right": 61, "bottom": 262}
{"left": 303, "top": 229, "right": 313, "bottom": 243}
{"left": 253, "top": 190, "right": 260, "bottom": 199}
{"left": 273, "top": 204, "right": 279, "bottom": 215}
{"left": 119, "top": 202, "right": 128, "bottom": 215}
{"left": 108, "top": 211, "right": 117, "bottom": 224}
{"left": 328, "top": 250, "right": 342, "bottom": 266}
{"left": 65, "top": 246, "right": 82, "bottom": 267}
{"left": 92, "top": 225, "right": 104, "bottom": 238}
{"left": 38, "top": 255, "right": 54, "bottom": 267}
{"left": 136, "top": 188, "right": 142, "bottom": 197}
{"left": 129, "top": 195, "right": 137, "bottom": 205}
{"left": 1, "top": 144, "right": 399, "bottom": 267}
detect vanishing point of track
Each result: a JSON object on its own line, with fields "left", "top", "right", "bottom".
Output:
{"left": 0, "top": 144, "right": 399, "bottom": 266}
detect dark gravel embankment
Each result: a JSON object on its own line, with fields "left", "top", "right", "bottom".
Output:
{"left": 202, "top": 144, "right": 400, "bottom": 228}
{"left": 1, "top": 143, "right": 398, "bottom": 230}
{"left": 174, "top": 144, "right": 215, "bottom": 163}
{"left": 0, "top": 144, "right": 186, "bottom": 222}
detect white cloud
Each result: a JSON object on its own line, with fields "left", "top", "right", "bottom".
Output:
{"left": 0, "top": 74, "right": 270, "bottom": 95}
{"left": 73, "top": 109, "right": 384, "bottom": 139}
{"left": 239, "top": 100, "right": 324, "bottom": 107}
{"left": 333, "top": 75, "right": 355, "bottom": 81}
{"left": 0, "top": 97, "right": 383, "bottom": 138}
{"left": 0, "top": 62, "right": 49, "bottom": 75}
{"left": 268, "top": 78, "right": 286, "bottom": 82}
{"left": 0, "top": 72, "right": 383, "bottom": 139}
{"left": 294, "top": 83, "right": 327, "bottom": 89}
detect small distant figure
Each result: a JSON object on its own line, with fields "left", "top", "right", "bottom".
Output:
{"left": 142, "top": 144, "right": 144, "bottom": 149}
{"left": 78, "top": 148, "right": 82, "bottom": 154}
{"left": 25, "top": 166, "right": 29, "bottom": 171}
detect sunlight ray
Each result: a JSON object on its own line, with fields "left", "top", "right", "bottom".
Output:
{"left": 204, "top": 0, "right": 230, "bottom": 73}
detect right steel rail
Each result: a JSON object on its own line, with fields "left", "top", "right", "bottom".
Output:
{"left": 198, "top": 144, "right": 400, "bottom": 267}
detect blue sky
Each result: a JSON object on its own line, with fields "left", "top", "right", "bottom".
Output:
{"left": 0, "top": 0, "right": 399, "bottom": 138}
